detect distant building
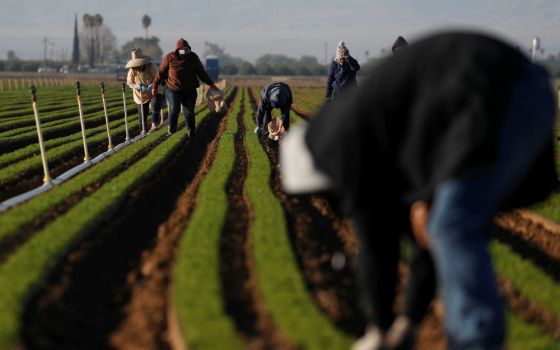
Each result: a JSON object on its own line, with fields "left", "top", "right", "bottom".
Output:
{"left": 205, "top": 55, "right": 219, "bottom": 81}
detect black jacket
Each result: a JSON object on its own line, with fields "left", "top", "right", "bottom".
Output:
{"left": 306, "top": 32, "right": 557, "bottom": 211}
{"left": 256, "top": 82, "right": 292, "bottom": 127}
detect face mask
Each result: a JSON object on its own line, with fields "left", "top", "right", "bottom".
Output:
{"left": 178, "top": 49, "right": 186, "bottom": 55}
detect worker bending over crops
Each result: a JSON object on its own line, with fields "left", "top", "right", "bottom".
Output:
{"left": 153, "top": 38, "right": 218, "bottom": 140}
{"left": 254, "top": 82, "right": 293, "bottom": 140}
{"left": 280, "top": 31, "right": 556, "bottom": 350}
{"left": 325, "top": 41, "right": 360, "bottom": 100}
{"left": 126, "top": 48, "right": 165, "bottom": 134}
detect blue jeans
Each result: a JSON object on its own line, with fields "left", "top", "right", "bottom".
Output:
{"left": 426, "top": 65, "right": 554, "bottom": 349}
{"left": 151, "top": 93, "right": 165, "bottom": 125}
{"left": 136, "top": 93, "right": 166, "bottom": 132}
{"left": 166, "top": 89, "right": 197, "bottom": 134}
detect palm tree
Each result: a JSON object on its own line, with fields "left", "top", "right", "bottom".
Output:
{"left": 142, "top": 15, "right": 151, "bottom": 38}
{"left": 83, "top": 14, "right": 95, "bottom": 67}
{"left": 94, "top": 14, "right": 103, "bottom": 63}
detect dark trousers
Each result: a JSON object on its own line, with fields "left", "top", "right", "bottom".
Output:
{"left": 136, "top": 93, "right": 165, "bottom": 132}
{"left": 166, "top": 89, "right": 197, "bottom": 134}
{"left": 352, "top": 205, "right": 436, "bottom": 331}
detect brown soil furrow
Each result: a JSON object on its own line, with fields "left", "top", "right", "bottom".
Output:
{"left": 0, "top": 133, "right": 165, "bottom": 265}
{"left": 108, "top": 96, "right": 235, "bottom": 350}
{"left": 0, "top": 127, "right": 135, "bottom": 202}
{"left": 290, "top": 106, "right": 311, "bottom": 121}
{"left": 219, "top": 90, "right": 295, "bottom": 349}
{"left": 493, "top": 217, "right": 560, "bottom": 283}
{"left": 247, "top": 87, "right": 365, "bottom": 336}
{"left": 499, "top": 278, "right": 560, "bottom": 341}
{"left": 496, "top": 210, "right": 560, "bottom": 261}
{"left": 20, "top": 97, "right": 231, "bottom": 350}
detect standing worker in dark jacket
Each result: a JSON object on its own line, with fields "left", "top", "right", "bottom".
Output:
{"left": 255, "top": 82, "right": 293, "bottom": 136}
{"left": 153, "top": 38, "right": 218, "bottom": 139}
{"left": 281, "top": 32, "right": 556, "bottom": 349}
{"left": 325, "top": 41, "right": 360, "bottom": 100}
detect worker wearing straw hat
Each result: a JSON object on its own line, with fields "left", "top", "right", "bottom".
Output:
{"left": 126, "top": 48, "right": 165, "bottom": 133}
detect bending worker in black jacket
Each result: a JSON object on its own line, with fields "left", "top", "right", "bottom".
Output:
{"left": 280, "top": 32, "right": 556, "bottom": 350}
{"left": 254, "top": 82, "right": 293, "bottom": 136}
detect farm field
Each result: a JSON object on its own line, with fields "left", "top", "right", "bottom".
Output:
{"left": 0, "top": 80, "right": 559, "bottom": 350}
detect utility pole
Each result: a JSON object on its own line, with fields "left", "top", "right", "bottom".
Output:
{"left": 43, "top": 37, "right": 48, "bottom": 64}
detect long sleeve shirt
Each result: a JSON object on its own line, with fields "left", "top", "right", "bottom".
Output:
{"left": 127, "top": 62, "right": 161, "bottom": 104}
{"left": 256, "top": 82, "right": 293, "bottom": 128}
{"left": 154, "top": 51, "right": 213, "bottom": 92}
{"left": 325, "top": 56, "right": 360, "bottom": 98}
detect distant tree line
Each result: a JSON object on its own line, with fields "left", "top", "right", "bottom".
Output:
{"left": 203, "top": 42, "right": 328, "bottom": 76}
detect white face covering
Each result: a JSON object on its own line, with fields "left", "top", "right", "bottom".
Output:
{"left": 178, "top": 49, "right": 186, "bottom": 55}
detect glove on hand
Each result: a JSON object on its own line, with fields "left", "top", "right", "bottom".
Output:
{"left": 254, "top": 126, "right": 260, "bottom": 135}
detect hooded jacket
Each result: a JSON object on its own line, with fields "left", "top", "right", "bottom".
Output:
{"left": 392, "top": 36, "right": 408, "bottom": 53}
{"left": 154, "top": 38, "right": 214, "bottom": 92}
{"left": 325, "top": 55, "right": 360, "bottom": 98}
{"left": 306, "top": 32, "right": 557, "bottom": 211}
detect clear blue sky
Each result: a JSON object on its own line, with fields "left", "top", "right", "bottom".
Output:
{"left": 0, "top": 0, "right": 559, "bottom": 63}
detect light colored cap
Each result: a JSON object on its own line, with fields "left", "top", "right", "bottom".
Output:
{"left": 279, "top": 126, "right": 332, "bottom": 194}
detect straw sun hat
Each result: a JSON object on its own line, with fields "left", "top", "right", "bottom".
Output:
{"left": 125, "top": 48, "right": 153, "bottom": 68}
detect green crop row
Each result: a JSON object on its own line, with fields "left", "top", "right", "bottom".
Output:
{"left": 0, "top": 101, "right": 219, "bottom": 349}
{"left": 0, "top": 85, "right": 124, "bottom": 118}
{"left": 243, "top": 88, "right": 353, "bottom": 349}
{"left": 0, "top": 85, "right": 124, "bottom": 120}
{"left": 173, "top": 89, "right": 245, "bottom": 350}
{"left": 0, "top": 94, "right": 124, "bottom": 133}
{"left": 0, "top": 121, "right": 133, "bottom": 187}
{"left": 491, "top": 240, "right": 560, "bottom": 321}
{"left": 531, "top": 192, "right": 560, "bottom": 223}
{"left": 0, "top": 120, "right": 163, "bottom": 242}
{"left": 0, "top": 87, "right": 234, "bottom": 244}
{"left": 0, "top": 100, "right": 126, "bottom": 138}
{"left": 0, "top": 108, "right": 140, "bottom": 170}
{"left": 0, "top": 102, "right": 133, "bottom": 144}
{"left": 507, "top": 312, "right": 560, "bottom": 349}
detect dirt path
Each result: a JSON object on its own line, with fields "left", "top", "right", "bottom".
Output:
{"left": 248, "top": 88, "right": 365, "bottom": 336}
{"left": 218, "top": 90, "right": 295, "bottom": 349}
{"left": 20, "top": 96, "right": 232, "bottom": 349}
{"left": 108, "top": 92, "right": 238, "bottom": 350}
